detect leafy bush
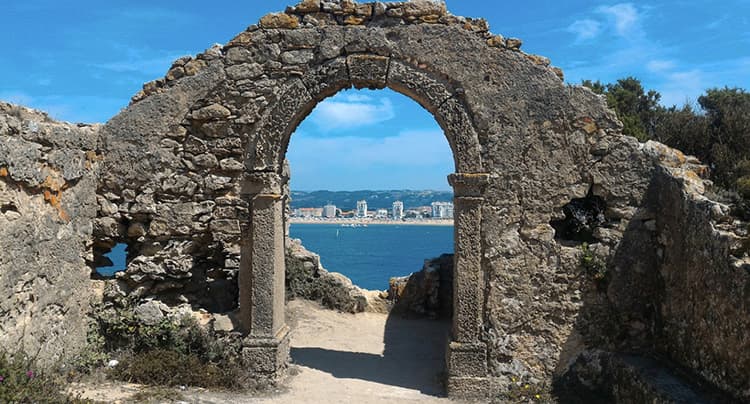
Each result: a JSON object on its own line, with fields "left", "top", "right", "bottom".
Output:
{"left": 582, "top": 79, "right": 750, "bottom": 215}
{"left": 496, "top": 378, "right": 554, "bottom": 403}
{"left": 110, "top": 349, "right": 240, "bottom": 389}
{"left": 580, "top": 243, "right": 607, "bottom": 288}
{"left": 87, "top": 298, "right": 249, "bottom": 390}
{"left": 737, "top": 176, "right": 750, "bottom": 200}
{"left": 0, "top": 353, "right": 91, "bottom": 403}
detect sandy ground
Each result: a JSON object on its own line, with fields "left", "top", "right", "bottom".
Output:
{"left": 74, "top": 300, "right": 457, "bottom": 403}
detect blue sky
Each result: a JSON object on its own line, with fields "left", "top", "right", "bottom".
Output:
{"left": 1, "top": 1, "right": 748, "bottom": 191}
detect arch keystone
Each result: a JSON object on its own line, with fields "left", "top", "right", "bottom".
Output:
{"left": 347, "top": 55, "right": 390, "bottom": 89}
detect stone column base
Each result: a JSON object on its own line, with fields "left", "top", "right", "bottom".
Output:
{"left": 446, "top": 376, "right": 494, "bottom": 399}
{"left": 241, "top": 325, "right": 291, "bottom": 382}
{"left": 446, "top": 341, "right": 492, "bottom": 399}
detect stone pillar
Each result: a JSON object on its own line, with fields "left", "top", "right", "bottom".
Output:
{"left": 239, "top": 171, "right": 290, "bottom": 379}
{"left": 281, "top": 160, "right": 291, "bottom": 240}
{"left": 446, "top": 173, "right": 492, "bottom": 398}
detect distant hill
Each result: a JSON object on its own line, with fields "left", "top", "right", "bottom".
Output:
{"left": 289, "top": 190, "right": 453, "bottom": 210}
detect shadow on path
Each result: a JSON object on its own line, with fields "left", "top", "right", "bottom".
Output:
{"left": 291, "top": 314, "right": 451, "bottom": 396}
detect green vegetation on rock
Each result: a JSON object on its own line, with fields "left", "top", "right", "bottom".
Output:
{"left": 0, "top": 353, "right": 91, "bottom": 403}
{"left": 583, "top": 79, "right": 750, "bottom": 215}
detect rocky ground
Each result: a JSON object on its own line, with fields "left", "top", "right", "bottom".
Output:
{"left": 73, "top": 300, "right": 455, "bottom": 403}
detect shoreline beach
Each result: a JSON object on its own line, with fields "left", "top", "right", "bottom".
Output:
{"left": 289, "top": 217, "right": 454, "bottom": 226}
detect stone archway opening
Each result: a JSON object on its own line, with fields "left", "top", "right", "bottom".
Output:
{"left": 282, "top": 87, "right": 457, "bottom": 395}
{"left": 238, "top": 55, "right": 489, "bottom": 395}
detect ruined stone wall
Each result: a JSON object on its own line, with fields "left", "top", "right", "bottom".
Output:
{"left": 1, "top": 1, "right": 748, "bottom": 400}
{"left": 0, "top": 103, "right": 99, "bottom": 366}
{"left": 651, "top": 162, "right": 750, "bottom": 399}
{"left": 96, "top": 53, "right": 243, "bottom": 312}
{"left": 90, "top": 0, "right": 750, "bottom": 395}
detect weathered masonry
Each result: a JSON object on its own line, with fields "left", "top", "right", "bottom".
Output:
{"left": 1, "top": 1, "right": 749, "bottom": 401}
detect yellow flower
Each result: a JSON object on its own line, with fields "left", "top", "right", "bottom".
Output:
{"left": 524, "top": 384, "right": 530, "bottom": 389}
{"left": 535, "top": 394, "right": 541, "bottom": 399}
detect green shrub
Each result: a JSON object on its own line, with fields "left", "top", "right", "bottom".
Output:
{"left": 496, "top": 378, "right": 554, "bottom": 403}
{"left": 580, "top": 243, "right": 608, "bottom": 288}
{"left": 110, "top": 349, "right": 240, "bottom": 389}
{"left": 0, "top": 353, "right": 91, "bottom": 403}
{"left": 129, "top": 386, "right": 185, "bottom": 403}
{"left": 737, "top": 176, "right": 750, "bottom": 199}
{"left": 88, "top": 298, "right": 249, "bottom": 390}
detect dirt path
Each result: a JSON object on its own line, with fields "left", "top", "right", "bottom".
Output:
{"left": 75, "top": 300, "right": 457, "bottom": 403}
{"left": 259, "top": 300, "right": 454, "bottom": 404}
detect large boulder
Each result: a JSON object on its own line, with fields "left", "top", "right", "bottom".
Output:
{"left": 389, "top": 254, "right": 453, "bottom": 318}
{"left": 285, "top": 238, "right": 374, "bottom": 313}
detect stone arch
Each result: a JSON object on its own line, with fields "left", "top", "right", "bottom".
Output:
{"left": 246, "top": 55, "right": 483, "bottom": 174}
{"left": 238, "top": 53, "right": 490, "bottom": 394}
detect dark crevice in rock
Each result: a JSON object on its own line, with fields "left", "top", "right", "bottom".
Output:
{"left": 0, "top": 203, "right": 17, "bottom": 213}
{"left": 551, "top": 189, "right": 608, "bottom": 244}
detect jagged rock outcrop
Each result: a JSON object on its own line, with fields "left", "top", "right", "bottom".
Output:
{"left": 285, "top": 238, "right": 387, "bottom": 313}
{"left": 389, "top": 253, "right": 453, "bottom": 318}
{"left": 0, "top": 102, "right": 100, "bottom": 366}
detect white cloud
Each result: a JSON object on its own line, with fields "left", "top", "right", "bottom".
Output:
{"left": 91, "top": 53, "right": 188, "bottom": 75}
{"left": 88, "top": 41, "right": 191, "bottom": 77}
{"left": 706, "top": 15, "right": 729, "bottom": 30}
{"left": 658, "top": 69, "right": 705, "bottom": 107}
{"left": 339, "top": 93, "right": 375, "bottom": 103}
{"left": 288, "top": 130, "right": 452, "bottom": 167}
{"left": 0, "top": 91, "right": 126, "bottom": 123}
{"left": 597, "top": 3, "right": 640, "bottom": 36}
{"left": 568, "top": 3, "right": 641, "bottom": 43}
{"left": 646, "top": 59, "right": 677, "bottom": 73}
{"left": 310, "top": 93, "right": 395, "bottom": 131}
{"left": 286, "top": 129, "right": 454, "bottom": 190}
{"left": 568, "top": 19, "right": 602, "bottom": 41}
{"left": 117, "top": 8, "right": 194, "bottom": 22}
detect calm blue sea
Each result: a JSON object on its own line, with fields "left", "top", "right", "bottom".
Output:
{"left": 98, "top": 224, "right": 454, "bottom": 290}
{"left": 290, "top": 224, "right": 454, "bottom": 290}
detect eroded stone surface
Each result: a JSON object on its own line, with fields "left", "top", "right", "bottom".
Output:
{"left": 0, "top": 102, "right": 100, "bottom": 366}
{"left": 1, "top": 1, "right": 749, "bottom": 401}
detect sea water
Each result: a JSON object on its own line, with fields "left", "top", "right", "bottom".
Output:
{"left": 290, "top": 223, "right": 454, "bottom": 290}
{"left": 98, "top": 224, "right": 454, "bottom": 291}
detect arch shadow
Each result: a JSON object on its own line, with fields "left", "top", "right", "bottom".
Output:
{"left": 291, "top": 312, "right": 451, "bottom": 396}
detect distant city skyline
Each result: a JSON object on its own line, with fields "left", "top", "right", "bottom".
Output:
{"left": 292, "top": 198, "right": 452, "bottom": 220}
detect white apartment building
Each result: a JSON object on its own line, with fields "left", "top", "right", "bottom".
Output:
{"left": 375, "top": 209, "right": 389, "bottom": 219}
{"left": 323, "top": 204, "right": 337, "bottom": 218}
{"left": 431, "top": 201, "right": 454, "bottom": 219}
{"left": 392, "top": 201, "right": 404, "bottom": 220}
{"left": 356, "top": 200, "right": 368, "bottom": 218}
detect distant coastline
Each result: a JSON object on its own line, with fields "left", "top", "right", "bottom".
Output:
{"left": 289, "top": 217, "right": 454, "bottom": 226}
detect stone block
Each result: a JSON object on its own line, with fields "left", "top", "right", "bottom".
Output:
{"left": 347, "top": 55, "right": 389, "bottom": 89}
{"left": 387, "top": 60, "right": 453, "bottom": 114}
{"left": 447, "top": 341, "right": 488, "bottom": 377}
{"left": 259, "top": 13, "right": 300, "bottom": 29}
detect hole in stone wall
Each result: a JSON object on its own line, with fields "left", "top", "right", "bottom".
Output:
{"left": 0, "top": 203, "right": 17, "bottom": 214}
{"left": 551, "top": 190, "right": 607, "bottom": 244}
{"left": 94, "top": 242, "right": 128, "bottom": 278}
